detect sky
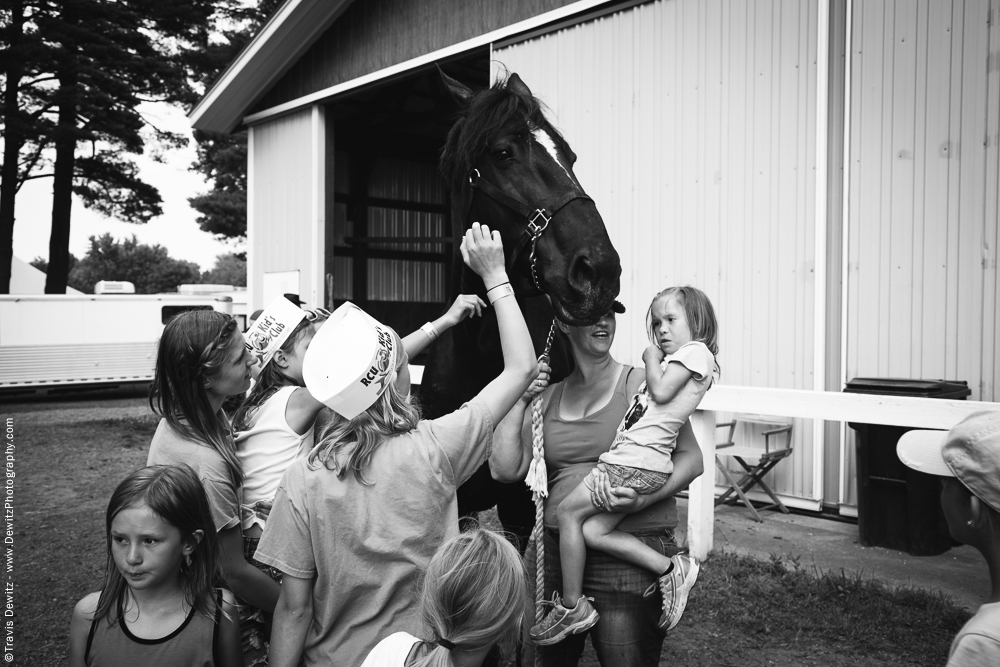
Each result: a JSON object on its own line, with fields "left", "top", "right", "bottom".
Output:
{"left": 11, "top": 102, "right": 239, "bottom": 273}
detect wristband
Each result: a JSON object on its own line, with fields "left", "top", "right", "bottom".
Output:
{"left": 420, "top": 321, "right": 439, "bottom": 340}
{"left": 486, "top": 281, "right": 510, "bottom": 293}
{"left": 487, "top": 283, "right": 515, "bottom": 305}
{"left": 490, "top": 292, "right": 514, "bottom": 306}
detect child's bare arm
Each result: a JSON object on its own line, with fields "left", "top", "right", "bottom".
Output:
{"left": 68, "top": 592, "right": 99, "bottom": 667}
{"left": 217, "top": 589, "right": 243, "bottom": 667}
{"left": 644, "top": 346, "right": 693, "bottom": 404}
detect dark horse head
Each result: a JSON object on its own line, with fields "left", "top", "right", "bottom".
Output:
{"left": 438, "top": 71, "right": 621, "bottom": 326}
{"left": 422, "top": 71, "right": 621, "bottom": 539}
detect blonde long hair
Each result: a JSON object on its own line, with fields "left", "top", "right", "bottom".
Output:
{"left": 413, "top": 529, "right": 531, "bottom": 667}
{"left": 307, "top": 380, "right": 421, "bottom": 484}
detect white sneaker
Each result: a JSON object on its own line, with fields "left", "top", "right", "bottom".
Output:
{"left": 643, "top": 553, "right": 700, "bottom": 630}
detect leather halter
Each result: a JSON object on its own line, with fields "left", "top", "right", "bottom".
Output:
{"left": 466, "top": 168, "right": 594, "bottom": 294}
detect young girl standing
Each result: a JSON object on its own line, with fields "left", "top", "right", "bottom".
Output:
{"left": 146, "top": 310, "right": 279, "bottom": 665}
{"left": 234, "top": 294, "right": 488, "bottom": 569}
{"left": 531, "top": 285, "right": 719, "bottom": 645}
{"left": 255, "top": 222, "right": 537, "bottom": 667}
{"left": 68, "top": 465, "right": 241, "bottom": 667}
{"left": 360, "top": 529, "right": 531, "bottom": 667}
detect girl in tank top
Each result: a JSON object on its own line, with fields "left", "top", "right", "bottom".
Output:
{"left": 68, "top": 464, "right": 240, "bottom": 667}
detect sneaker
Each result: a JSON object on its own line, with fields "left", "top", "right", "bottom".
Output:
{"left": 643, "top": 553, "right": 700, "bottom": 631}
{"left": 529, "top": 593, "right": 599, "bottom": 645}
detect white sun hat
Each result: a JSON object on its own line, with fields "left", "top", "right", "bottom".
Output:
{"left": 243, "top": 296, "right": 307, "bottom": 379}
{"left": 302, "top": 302, "right": 399, "bottom": 419}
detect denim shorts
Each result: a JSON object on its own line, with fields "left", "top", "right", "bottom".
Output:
{"left": 603, "top": 463, "right": 670, "bottom": 495}
{"left": 523, "top": 527, "right": 678, "bottom": 666}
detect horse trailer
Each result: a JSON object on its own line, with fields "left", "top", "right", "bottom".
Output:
{"left": 0, "top": 294, "right": 233, "bottom": 394}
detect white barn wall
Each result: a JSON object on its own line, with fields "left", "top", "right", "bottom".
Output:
{"left": 248, "top": 106, "right": 326, "bottom": 311}
{"left": 846, "top": 0, "right": 998, "bottom": 400}
{"left": 840, "top": 0, "right": 1000, "bottom": 507}
{"left": 495, "top": 0, "right": 824, "bottom": 504}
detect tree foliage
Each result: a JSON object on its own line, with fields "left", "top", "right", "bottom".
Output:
{"left": 1, "top": 0, "right": 218, "bottom": 294}
{"left": 67, "top": 233, "right": 201, "bottom": 294}
{"left": 187, "top": 0, "right": 283, "bottom": 242}
{"left": 201, "top": 252, "right": 246, "bottom": 286}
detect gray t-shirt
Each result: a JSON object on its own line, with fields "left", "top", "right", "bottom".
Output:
{"left": 147, "top": 419, "right": 242, "bottom": 532}
{"left": 255, "top": 400, "right": 493, "bottom": 667}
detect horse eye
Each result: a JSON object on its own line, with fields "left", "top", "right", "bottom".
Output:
{"left": 491, "top": 148, "right": 514, "bottom": 163}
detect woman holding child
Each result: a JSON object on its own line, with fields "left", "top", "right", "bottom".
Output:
{"left": 491, "top": 290, "right": 711, "bottom": 666}
{"left": 255, "top": 222, "right": 537, "bottom": 667}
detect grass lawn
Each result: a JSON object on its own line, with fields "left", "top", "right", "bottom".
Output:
{"left": 9, "top": 393, "right": 972, "bottom": 666}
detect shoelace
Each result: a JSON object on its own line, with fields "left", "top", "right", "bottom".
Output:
{"left": 534, "top": 592, "right": 565, "bottom": 631}
{"left": 534, "top": 593, "right": 595, "bottom": 632}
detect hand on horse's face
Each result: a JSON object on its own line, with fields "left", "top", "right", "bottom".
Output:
{"left": 460, "top": 222, "right": 506, "bottom": 286}
{"left": 441, "top": 294, "right": 487, "bottom": 328}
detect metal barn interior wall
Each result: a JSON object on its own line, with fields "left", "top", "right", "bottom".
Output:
{"left": 494, "top": 0, "right": 828, "bottom": 508}
{"left": 248, "top": 106, "right": 327, "bottom": 311}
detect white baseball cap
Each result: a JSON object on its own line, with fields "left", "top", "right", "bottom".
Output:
{"left": 243, "top": 297, "right": 308, "bottom": 379}
{"left": 302, "top": 302, "right": 399, "bottom": 419}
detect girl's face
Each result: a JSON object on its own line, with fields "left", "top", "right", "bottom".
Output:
{"left": 564, "top": 310, "right": 617, "bottom": 358}
{"left": 283, "top": 323, "right": 319, "bottom": 383}
{"left": 650, "top": 295, "right": 692, "bottom": 355}
{"left": 206, "top": 335, "right": 253, "bottom": 400}
{"left": 110, "top": 503, "right": 198, "bottom": 592}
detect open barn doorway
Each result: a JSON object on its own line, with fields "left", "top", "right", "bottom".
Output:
{"left": 326, "top": 52, "right": 489, "bottom": 365}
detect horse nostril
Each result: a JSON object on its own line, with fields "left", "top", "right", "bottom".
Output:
{"left": 569, "top": 254, "right": 596, "bottom": 290}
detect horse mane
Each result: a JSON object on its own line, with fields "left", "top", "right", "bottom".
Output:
{"left": 439, "top": 73, "right": 573, "bottom": 188}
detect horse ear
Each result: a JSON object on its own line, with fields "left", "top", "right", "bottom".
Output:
{"left": 506, "top": 73, "right": 533, "bottom": 98}
{"left": 438, "top": 65, "right": 473, "bottom": 104}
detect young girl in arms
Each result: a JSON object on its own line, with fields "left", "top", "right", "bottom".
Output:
{"left": 68, "top": 465, "right": 241, "bottom": 667}
{"left": 360, "top": 528, "right": 531, "bottom": 667}
{"left": 531, "top": 285, "right": 719, "bottom": 645}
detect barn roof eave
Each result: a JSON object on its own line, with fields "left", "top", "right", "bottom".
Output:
{"left": 188, "top": 0, "right": 355, "bottom": 134}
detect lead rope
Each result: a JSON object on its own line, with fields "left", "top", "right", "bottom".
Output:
{"left": 526, "top": 320, "right": 557, "bottom": 666}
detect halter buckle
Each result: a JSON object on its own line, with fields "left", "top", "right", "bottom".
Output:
{"left": 468, "top": 169, "right": 480, "bottom": 187}
{"left": 527, "top": 209, "right": 551, "bottom": 238}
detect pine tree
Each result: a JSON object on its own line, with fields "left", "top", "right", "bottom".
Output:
{"left": 187, "top": 0, "right": 283, "bottom": 242}
{"left": 1, "top": 0, "right": 217, "bottom": 293}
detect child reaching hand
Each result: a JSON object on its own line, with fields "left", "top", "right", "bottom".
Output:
{"left": 68, "top": 465, "right": 241, "bottom": 667}
{"left": 531, "top": 285, "right": 719, "bottom": 646}
{"left": 234, "top": 294, "right": 488, "bottom": 561}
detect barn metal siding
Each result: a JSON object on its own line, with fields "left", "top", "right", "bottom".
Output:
{"left": 248, "top": 107, "right": 326, "bottom": 311}
{"left": 846, "top": 0, "right": 998, "bottom": 400}
{"left": 494, "top": 0, "right": 825, "bottom": 503}
{"left": 254, "top": 0, "right": 582, "bottom": 112}
{"left": 839, "top": 0, "right": 1000, "bottom": 508}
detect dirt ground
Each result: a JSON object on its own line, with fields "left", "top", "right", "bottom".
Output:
{"left": 6, "top": 388, "right": 967, "bottom": 666}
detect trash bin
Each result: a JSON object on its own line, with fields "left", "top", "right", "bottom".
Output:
{"left": 845, "top": 378, "right": 971, "bottom": 556}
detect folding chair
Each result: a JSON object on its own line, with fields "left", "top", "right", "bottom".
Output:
{"left": 714, "top": 415, "right": 793, "bottom": 522}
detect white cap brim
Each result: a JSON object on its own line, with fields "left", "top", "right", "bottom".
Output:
{"left": 896, "top": 430, "right": 954, "bottom": 477}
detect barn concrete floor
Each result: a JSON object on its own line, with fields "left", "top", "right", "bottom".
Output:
{"left": 674, "top": 499, "right": 988, "bottom": 611}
